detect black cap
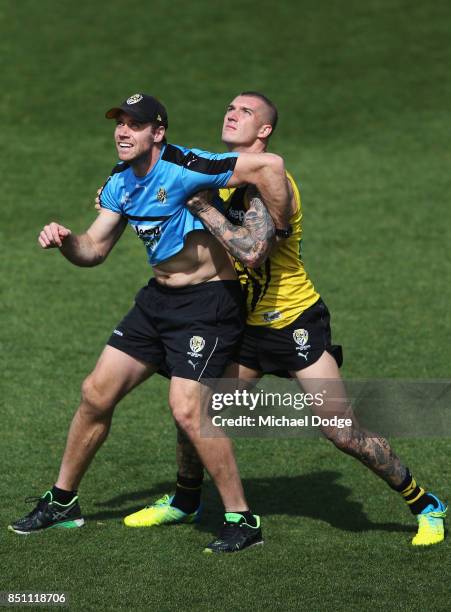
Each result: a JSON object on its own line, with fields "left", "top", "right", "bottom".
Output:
{"left": 105, "top": 93, "right": 168, "bottom": 128}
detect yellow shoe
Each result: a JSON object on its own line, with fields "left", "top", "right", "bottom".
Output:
{"left": 412, "top": 495, "right": 447, "bottom": 546}
{"left": 123, "top": 494, "right": 201, "bottom": 528}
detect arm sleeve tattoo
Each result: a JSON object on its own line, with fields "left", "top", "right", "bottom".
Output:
{"left": 186, "top": 186, "right": 275, "bottom": 268}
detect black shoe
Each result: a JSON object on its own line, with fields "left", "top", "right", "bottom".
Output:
{"left": 8, "top": 490, "right": 85, "bottom": 535}
{"left": 203, "top": 512, "right": 263, "bottom": 553}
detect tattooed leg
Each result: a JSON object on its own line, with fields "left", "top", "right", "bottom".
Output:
{"left": 293, "top": 351, "right": 408, "bottom": 489}
{"left": 327, "top": 426, "right": 407, "bottom": 488}
{"left": 176, "top": 424, "right": 205, "bottom": 480}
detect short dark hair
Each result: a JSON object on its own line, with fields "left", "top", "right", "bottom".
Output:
{"left": 240, "top": 91, "right": 278, "bottom": 133}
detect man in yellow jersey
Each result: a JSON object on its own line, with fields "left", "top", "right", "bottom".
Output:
{"left": 124, "top": 92, "right": 446, "bottom": 550}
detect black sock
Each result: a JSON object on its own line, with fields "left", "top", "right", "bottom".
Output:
{"left": 393, "top": 469, "right": 437, "bottom": 515}
{"left": 171, "top": 474, "right": 203, "bottom": 514}
{"left": 226, "top": 510, "right": 257, "bottom": 527}
{"left": 51, "top": 485, "right": 77, "bottom": 505}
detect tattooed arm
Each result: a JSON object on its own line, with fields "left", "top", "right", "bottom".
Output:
{"left": 186, "top": 186, "right": 275, "bottom": 268}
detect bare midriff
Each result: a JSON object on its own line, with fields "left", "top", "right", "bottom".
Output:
{"left": 153, "top": 230, "right": 236, "bottom": 288}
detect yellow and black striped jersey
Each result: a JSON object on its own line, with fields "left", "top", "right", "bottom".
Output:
{"left": 219, "top": 172, "right": 319, "bottom": 329}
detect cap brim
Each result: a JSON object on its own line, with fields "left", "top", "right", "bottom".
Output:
{"left": 105, "top": 107, "right": 122, "bottom": 119}
{"left": 105, "top": 106, "right": 145, "bottom": 121}
{"left": 105, "top": 104, "right": 168, "bottom": 128}
{"left": 105, "top": 106, "right": 138, "bottom": 120}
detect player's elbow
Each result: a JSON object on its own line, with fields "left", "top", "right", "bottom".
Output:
{"left": 240, "top": 243, "right": 272, "bottom": 268}
{"left": 246, "top": 252, "right": 269, "bottom": 268}
{"left": 244, "top": 255, "right": 266, "bottom": 268}
{"left": 76, "top": 243, "right": 107, "bottom": 267}
{"left": 265, "top": 153, "right": 285, "bottom": 175}
{"left": 231, "top": 153, "right": 285, "bottom": 187}
{"left": 269, "top": 153, "right": 284, "bottom": 169}
{"left": 80, "top": 254, "right": 106, "bottom": 267}
{"left": 84, "top": 233, "right": 112, "bottom": 266}
{"left": 94, "top": 241, "right": 110, "bottom": 262}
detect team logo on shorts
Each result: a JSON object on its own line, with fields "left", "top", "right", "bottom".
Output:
{"left": 188, "top": 336, "right": 205, "bottom": 357}
{"left": 293, "top": 328, "right": 309, "bottom": 348}
{"left": 157, "top": 187, "right": 167, "bottom": 203}
{"left": 190, "top": 336, "right": 205, "bottom": 353}
{"left": 126, "top": 94, "right": 143, "bottom": 105}
{"left": 293, "top": 328, "right": 311, "bottom": 359}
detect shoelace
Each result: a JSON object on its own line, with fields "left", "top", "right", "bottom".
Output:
{"left": 24, "top": 495, "right": 48, "bottom": 506}
{"left": 217, "top": 521, "right": 242, "bottom": 540}
{"left": 19, "top": 495, "right": 49, "bottom": 520}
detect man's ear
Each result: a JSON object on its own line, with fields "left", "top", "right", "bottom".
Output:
{"left": 153, "top": 125, "right": 166, "bottom": 143}
{"left": 258, "top": 124, "right": 273, "bottom": 139}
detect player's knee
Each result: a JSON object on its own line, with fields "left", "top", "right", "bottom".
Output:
{"left": 171, "top": 402, "right": 197, "bottom": 434}
{"left": 81, "top": 375, "right": 115, "bottom": 418}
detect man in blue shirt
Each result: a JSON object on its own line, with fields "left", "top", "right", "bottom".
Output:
{"left": 9, "top": 93, "right": 291, "bottom": 553}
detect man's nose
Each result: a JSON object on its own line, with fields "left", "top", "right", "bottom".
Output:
{"left": 117, "top": 125, "right": 131, "bottom": 137}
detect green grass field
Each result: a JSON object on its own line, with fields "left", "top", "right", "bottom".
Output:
{"left": 1, "top": 0, "right": 450, "bottom": 610}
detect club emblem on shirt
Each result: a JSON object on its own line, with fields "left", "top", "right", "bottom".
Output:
{"left": 157, "top": 187, "right": 167, "bottom": 203}
{"left": 189, "top": 336, "right": 205, "bottom": 354}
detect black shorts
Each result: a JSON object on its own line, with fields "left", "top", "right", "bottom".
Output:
{"left": 237, "top": 298, "right": 343, "bottom": 375}
{"left": 107, "top": 279, "right": 245, "bottom": 381}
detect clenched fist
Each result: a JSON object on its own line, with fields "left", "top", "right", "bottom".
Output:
{"left": 38, "top": 222, "right": 72, "bottom": 249}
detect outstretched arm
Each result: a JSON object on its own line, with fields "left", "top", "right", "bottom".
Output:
{"left": 227, "top": 153, "right": 291, "bottom": 228}
{"left": 38, "top": 209, "right": 127, "bottom": 267}
{"left": 186, "top": 186, "right": 275, "bottom": 268}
